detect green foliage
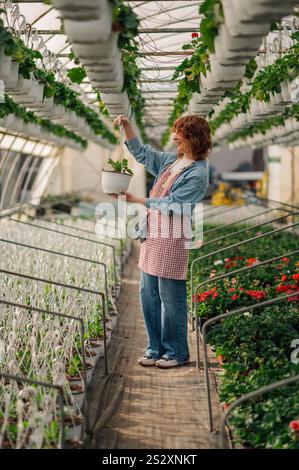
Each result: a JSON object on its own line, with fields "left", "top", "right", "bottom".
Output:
{"left": 190, "top": 224, "right": 299, "bottom": 448}
{"left": 1, "top": 94, "right": 88, "bottom": 148}
{"left": 0, "top": 18, "right": 116, "bottom": 145}
{"left": 199, "top": 0, "right": 224, "bottom": 53}
{"left": 67, "top": 66, "right": 87, "bottom": 85}
{"left": 122, "top": 50, "right": 147, "bottom": 142}
{"left": 228, "top": 103, "right": 299, "bottom": 143}
{"left": 112, "top": 0, "right": 139, "bottom": 51}
{"left": 107, "top": 157, "right": 133, "bottom": 175}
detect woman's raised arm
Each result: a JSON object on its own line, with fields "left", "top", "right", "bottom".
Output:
{"left": 113, "top": 115, "right": 175, "bottom": 177}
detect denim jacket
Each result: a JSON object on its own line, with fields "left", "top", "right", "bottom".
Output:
{"left": 124, "top": 137, "right": 209, "bottom": 241}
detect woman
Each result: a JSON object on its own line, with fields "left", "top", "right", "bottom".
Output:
{"left": 113, "top": 114, "right": 211, "bottom": 369}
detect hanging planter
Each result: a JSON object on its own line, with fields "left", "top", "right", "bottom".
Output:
{"left": 0, "top": 47, "right": 12, "bottom": 81}
{"left": 10, "top": 75, "right": 33, "bottom": 96}
{"left": 72, "top": 31, "right": 119, "bottom": 61}
{"left": 63, "top": 1, "right": 113, "bottom": 44}
{"left": 221, "top": 0, "right": 270, "bottom": 37}
{"left": 53, "top": 0, "right": 109, "bottom": 23}
{"left": 101, "top": 152, "right": 133, "bottom": 194}
{"left": 0, "top": 114, "right": 14, "bottom": 129}
{"left": 209, "top": 54, "right": 245, "bottom": 82}
{"left": 4, "top": 61, "right": 20, "bottom": 91}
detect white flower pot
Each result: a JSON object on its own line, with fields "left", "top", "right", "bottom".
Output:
{"left": 63, "top": 2, "right": 112, "bottom": 43}
{"left": 53, "top": 0, "right": 108, "bottom": 20}
{"left": 10, "top": 75, "right": 33, "bottom": 96}
{"left": 72, "top": 32, "right": 119, "bottom": 60}
{"left": 221, "top": 0, "right": 269, "bottom": 37}
{"left": 23, "top": 122, "right": 38, "bottom": 138}
{"left": 101, "top": 171, "right": 132, "bottom": 194}
{"left": 12, "top": 118, "right": 24, "bottom": 133}
{"left": 210, "top": 54, "right": 245, "bottom": 82}
{"left": 0, "top": 47, "right": 12, "bottom": 81}
{"left": 0, "top": 114, "right": 14, "bottom": 129}
{"left": 101, "top": 91, "right": 129, "bottom": 108}
{"left": 14, "top": 80, "right": 44, "bottom": 106}
{"left": 4, "top": 61, "right": 20, "bottom": 91}
{"left": 200, "top": 71, "right": 235, "bottom": 92}
{"left": 50, "top": 105, "right": 65, "bottom": 121}
{"left": 53, "top": 0, "right": 101, "bottom": 9}
{"left": 280, "top": 80, "right": 292, "bottom": 103}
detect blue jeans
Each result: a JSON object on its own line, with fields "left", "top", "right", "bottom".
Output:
{"left": 139, "top": 270, "right": 190, "bottom": 364}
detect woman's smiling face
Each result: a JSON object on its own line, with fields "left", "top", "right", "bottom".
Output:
{"left": 173, "top": 131, "right": 185, "bottom": 156}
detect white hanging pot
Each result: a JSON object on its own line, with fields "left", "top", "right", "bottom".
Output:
{"left": 101, "top": 91, "right": 129, "bottom": 108}
{"left": 5, "top": 61, "right": 20, "bottom": 91}
{"left": 0, "top": 114, "right": 14, "bottom": 129}
{"left": 216, "top": 24, "right": 262, "bottom": 53}
{"left": 209, "top": 54, "right": 245, "bottom": 82}
{"left": 0, "top": 47, "right": 12, "bottom": 81}
{"left": 12, "top": 118, "right": 24, "bottom": 133}
{"left": 101, "top": 171, "right": 132, "bottom": 194}
{"left": 10, "top": 75, "right": 33, "bottom": 96}
{"left": 72, "top": 32, "right": 119, "bottom": 60}
{"left": 53, "top": 0, "right": 102, "bottom": 20}
{"left": 50, "top": 105, "right": 66, "bottom": 121}
{"left": 221, "top": 0, "right": 269, "bottom": 37}
{"left": 280, "top": 80, "right": 292, "bottom": 103}
{"left": 53, "top": 0, "right": 101, "bottom": 9}
{"left": 63, "top": 2, "right": 112, "bottom": 44}
{"left": 23, "top": 122, "right": 38, "bottom": 138}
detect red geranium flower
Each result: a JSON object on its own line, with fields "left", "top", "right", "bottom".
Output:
{"left": 231, "top": 294, "right": 239, "bottom": 301}
{"left": 289, "top": 420, "right": 299, "bottom": 432}
{"left": 228, "top": 288, "right": 236, "bottom": 292}
{"left": 281, "top": 275, "right": 288, "bottom": 282}
{"left": 246, "top": 290, "right": 267, "bottom": 300}
{"left": 282, "top": 257, "right": 290, "bottom": 263}
{"left": 191, "top": 32, "right": 199, "bottom": 39}
{"left": 292, "top": 273, "right": 299, "bottom": 281}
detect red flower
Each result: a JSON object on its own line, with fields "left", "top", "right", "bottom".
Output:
{"left": 289, "top": 420, "right": 299, "bottom": 432}
{"left": 292, "top": 273, "right": 299, "bottom": 281}
{"left": 246, "top": 257, "right": 258, "bottom": 266}
{"left": 213, "top": 292, "right": 219, "bottom": 299}
{"left": 246, "top": 290, "right": 267, "bottom": 300}
{"left": 191, "top": 32, "right": 199, "bottom": 39}
{"left": 239, "top": 287, "right": 245, "bottom": 292}
{"left": 282, "top": 257, "right": 290, "bottom": 263}
{"left": 231, "top": 294, "right": 239, "bottom": 301}
{"left": 228, "top": 288, "right": 236, "bottom": 292}
{"left": 281, "top": 275, "right": 288, "bottom": 282}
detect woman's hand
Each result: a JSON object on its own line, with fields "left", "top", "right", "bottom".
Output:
{"left": 113, "top": 115, "right": 130, "bottom": 128}
{"left": 113, "top": 115, "right": 136, "bottom": 140}
{"left": 109, "top": 191, "right": 146, "bottom": 205}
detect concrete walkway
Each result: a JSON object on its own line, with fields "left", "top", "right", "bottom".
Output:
{"left": 85, "top": 242, "right": 220, "bottom": 449}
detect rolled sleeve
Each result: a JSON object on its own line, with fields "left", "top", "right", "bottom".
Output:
{"left": 124, "top": 137, "right": 142, "bottom": 155}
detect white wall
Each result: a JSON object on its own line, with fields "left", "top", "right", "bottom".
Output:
{"left": 267, "top": 145, "right": 299, "bottom": 205}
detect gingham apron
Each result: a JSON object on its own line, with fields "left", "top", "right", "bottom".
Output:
{"left": 138, "top": 162, "right": 192, "bottom": 280}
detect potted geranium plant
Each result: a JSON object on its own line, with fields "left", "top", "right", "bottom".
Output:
{"left": 102, "top": 157, "right": 133, "bottom": 194}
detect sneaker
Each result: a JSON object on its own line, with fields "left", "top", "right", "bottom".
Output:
{"left": 156, "top": 356, "right": 190, "bottom": 369}
{"left": 138, "top": 354, "right": 157, "bottom": 367}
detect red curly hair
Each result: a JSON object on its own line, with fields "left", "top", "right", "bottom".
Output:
{"left": 173, "top": 115, "right": 212, "bottom": 161}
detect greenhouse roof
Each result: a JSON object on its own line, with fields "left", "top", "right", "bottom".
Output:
{"left": 12, "top": 1, "right": 204, "bottom": 144}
